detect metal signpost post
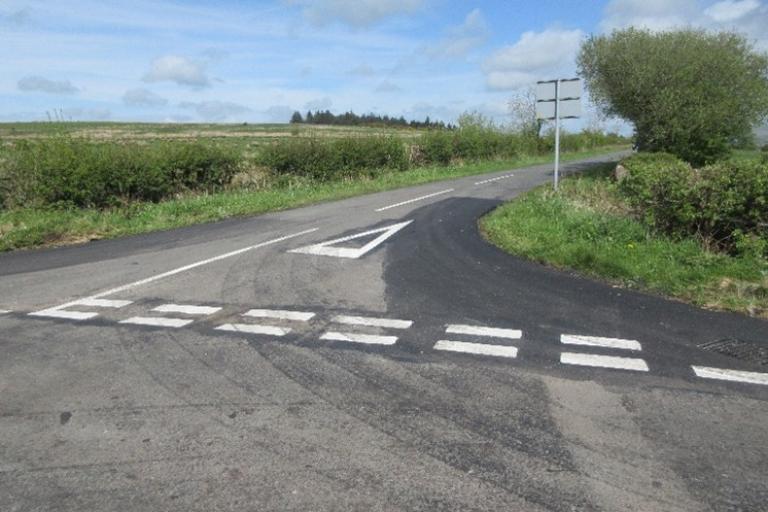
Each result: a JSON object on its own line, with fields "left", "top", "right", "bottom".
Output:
{"left": 536, "top": 78, "right": 582, "bottom": 190}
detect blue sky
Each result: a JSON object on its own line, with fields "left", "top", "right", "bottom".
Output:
{"left": 1, "top": 0, "right": 766, "bottom": 125}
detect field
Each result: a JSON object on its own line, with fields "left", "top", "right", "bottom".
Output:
{"left": 0, "top": 122, "right": 629, "bottom": 252}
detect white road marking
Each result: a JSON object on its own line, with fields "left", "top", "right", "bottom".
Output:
{"left": 560, "top": 334, "right": 642, "bottom": 352}
{"left": 561, "top": 352, "right": 649, "bottom": 372}
{"left": 692, "top": 366, "right": 768, "bottom": 386}
{"left": 332, "top": 315, "right": 413, "bottom": 329}
{"left": 0, "top": 310, "right": 10, "bottom": 315}
{"left": 374, "top": 189, "right": 454, "bottom": 212}
{"left": 474, "top": 174, "right": 514, "bottom": 185}
{"left": 244, "top": 309, "right": 315, "bottom": 322}
{"left": 72, "top": 298, "right": 134, "bottom": 308}
{"left": 119, "top": 317, "right": 194, "bottom": 328}
{"left": 320, "top": 331, "right": 398, "bottom": 345}
{"left": 29, "top": 309, "right": 99, "bottom": 321}
{"left": 289, "top": 221, "right": 412, "bottom": 259}
{"left": 153, "top": 304, "right": 222, "bottom": 316}
{"left": 34, "top": 228, "right": 318, "bottom": 314}
{"left": 434, "top": 340, "right": 518, "bottom": 358}
{"left": 216, "top": 323, "right": 291, "bottom": 336}
{"left": 445, "top": 324, "right": 522, "bottom": 340}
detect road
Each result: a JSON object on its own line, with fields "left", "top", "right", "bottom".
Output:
{"left": 1, "top": 153, "right": 767, "bottom": 512}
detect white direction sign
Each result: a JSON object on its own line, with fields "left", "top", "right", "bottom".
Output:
{"left": 288, "top": 221, "right": 413, "bottom": 259}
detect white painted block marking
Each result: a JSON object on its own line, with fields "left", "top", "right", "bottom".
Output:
{"left": 216, "top": 323, "right": 291, "bottom": 336}
{"left": 375, "top": 189, "right": 454, "bottom": 212}
{"left": 153, "top": 304, "right": 222, "bottom": 316}
{"left": 445, "top": 324, "right": 522, "bottom": 340}
{"left": 474, "top": 174, "right": 514, "bottom": 185}
{"left": 73, "top": 298, "right": 133, "bottom": 308}
{"left": 41, "top": 228, "right": 318, "bottom": 313}
{"left": 434, "top": 340, "right": 518, "bottom": 358}
{"left": 320, "top": 331, "right": 398, "bottom": 346}
{"left": 244, "top": 309, "right": 315, "bottom": 322}
{"left": 29, "top": 309, "right": 99, "bottom": 321}
{"left": 692, "top": 366, "right": 768, "bottom": 386}
{"left": 560, "top": 334, "right": 642, "bottom": 352}
{"left": 561, "top": 352, "right": 649, "bottom": 372}
{"left": 289, "top": 221, "right": 412, "bottom": 259}
{"left": 119, "top": 317, "right": 193, "bottom": 328}
{"left": 332, "top": 315, "right": 413, "bottom": 330}
{"left": 0, "top": 310, "right": 10, "bottom": 315}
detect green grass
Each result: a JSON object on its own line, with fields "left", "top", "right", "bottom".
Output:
{"left": 0, "top": 147, "right": 624, "bottom": 252}
{"left": 481, "top": 163, "right": 768, "bottom": 317}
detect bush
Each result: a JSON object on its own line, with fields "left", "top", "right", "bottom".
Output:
{"left": 619, "top": 152, "right": 768, "bottom": 256}
{"left": 579, "top": 28, "right": 768, "bottom": 165}
{"left": 260, "top": 135, "right": 408, "bottom": 181}
{"left": 0, "top": 136, "right": 240, "bottom": 209}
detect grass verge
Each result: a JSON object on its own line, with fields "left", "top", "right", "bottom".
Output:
{"left": 481, "top": 163, "right": 768, "bottom": 318}
{"left": 0, "top": 147, "right": 625, "bottom": 252}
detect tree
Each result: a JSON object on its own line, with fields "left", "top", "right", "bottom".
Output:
{"left": 290, "top": 111, "right": 304, "bottom": 124}
{"left": 507, "top": 87, "right": 540, "bottom": 138}
{"left": 578, "top": 28, "right": 768, "bottom": 164}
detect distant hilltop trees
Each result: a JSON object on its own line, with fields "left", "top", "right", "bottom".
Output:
{"left": 290, "top": 110, "right": 452, "bottom": 129}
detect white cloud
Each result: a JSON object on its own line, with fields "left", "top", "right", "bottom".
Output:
{"left": 288, "top": 0, "right": 425, "bottom": 27}
{"left": 143, "top": 55, "right": 210, "bottom": 88}
{"left": 348, "top": 64, "right": 376, "bottom": 77}
{"left": 262, "top": 105, "right": 295, "bottom": 122}
{"left": 122, "top": 88, "right": 168, "bottom": 107}
{"left": 179, "top": 101, "right": 251, "bottom": 121}
{"left": 425, "top": 9, "right": 489, "bottom": 58}
{"left": 61, "top": 107, "right": 112, "bottom": 120}
{"left": 17, "top": 75, "right": 79, "bottom": 94}
{"left": 483, "top": 29, "right": 584, "bottom": 90}
{"left": 304, "top": 97, "right": 333, "bottom": 110}
{"left": 601, "top": 0, "right": 699, "bottom": 31}
{"left": 704, "top": 0, "right": 760, "bottom": 21}
{"left": 375, "top": 80, "right": 402, "bottom": 93}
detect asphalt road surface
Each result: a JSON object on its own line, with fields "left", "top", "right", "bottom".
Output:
{"left": 2, "top": 153, "right": 767, "bottom": 512}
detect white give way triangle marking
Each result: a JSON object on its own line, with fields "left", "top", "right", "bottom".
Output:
{"left": 288, "top": 221, "right": 413, "bottom": 259}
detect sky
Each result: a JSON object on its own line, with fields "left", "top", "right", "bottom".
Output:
{"left": 1, "top": 0, "right": 767, "bottom": 126}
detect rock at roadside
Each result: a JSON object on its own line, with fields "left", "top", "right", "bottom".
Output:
{"left": 613, "top": 164, "right": 629, "bottom": 182}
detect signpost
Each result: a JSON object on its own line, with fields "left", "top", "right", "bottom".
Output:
{"left": 536, "top": 78, "right": 581, "bottom": 190}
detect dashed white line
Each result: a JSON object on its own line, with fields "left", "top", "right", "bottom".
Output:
{"left": 244, "top": 309, "right": 315, "bottom": 322}
{"left": 434, "top": 340, "right": 518, "bottom": 358}
{"left": 153, "top": 304, "right": 222, "bottom": 316}
{"left": 119, "top": 317, "right": 194, "bottom": 328}
{"left": 72, "top": 298, "right": 133, "bottom": 308}
{"left": 320, "top": 332, "right": 398, "bottom": 346}
{"left": 374, "top": 189, "right": 454, "bottom": 212}
{"left": 445, "top": 324, "right": 522, "bottom": 340}
{"left": 474, "top": 174, "right": 514, "bottom": 185}
{"left": 0, "top": 310, "right": 10, "bottom": 315}
{"left": 332, "top": 315, "right": 413, "bottom": 330}
{"left": 561, "top": 352, "right": 649, "bottom": 372}
{"left": 692, "top": 366, "right": 768, "bottom": 386}
{"left": 37, "top": 228, "right": 318, "bottom": 313}
{"left": 216, "top": 323, "right": 291, "bottom": 336}
{"left": 560, "top": 334, "right": 642, "bottom": 352}
{"left": 29, "top": 309, "right": 99, "bottom": 321}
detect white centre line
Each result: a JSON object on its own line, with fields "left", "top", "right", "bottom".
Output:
{"left": 244, "top": 309, "right": 315, "bottom": 322}
{"left": 560, "top": 334, "right": 642, "bottom": 352}
{"left": 692, "top": 366, "right": 768, "bottom": 386}
{"left": 320, "top": 331, "right": 398, "bottom": 346}
{"left": 561, "top": 352, "right": 649, "bottom": 372}
{"left": 434, "top": 340, "right": 518, "bottom": 358}
{"left": 474, "top": 174, "right": 514, "bottom": 186}
{"left": 445, "top": 324, "right": 522, "bottom": 340}
{"left": 119, "top": 317, "right": 194, "bottom": 328}
{"left": 375, "top": 189, "right": 454, "bottom": 212}
{"left": 29, "top": 309, "right": 99, "bottom": 321}
{"left": 216, "top": 323, "right": 291, "bottom": 336}
{"left": 153, "top": 304, "right": 222, "bottom": 316}
{"left": 72, "top": 298, "right": 133, "bottom": 308}
{"left": 332, "top": 315, "right": 413, "bottom": 330}
{"left": 32, "top": 228, "right": 318, "bottom": 315}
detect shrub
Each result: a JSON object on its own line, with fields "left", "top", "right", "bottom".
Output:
{"left": 620, "top": 152, "right": 768, "bottom": 256}
{"left": 260, "top": 135, "right": 408, "bottom": 181}
{"left": 0, "top": 136, "right": 240, "bottom": 209}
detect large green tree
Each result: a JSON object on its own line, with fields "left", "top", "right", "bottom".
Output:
{"left": 578, "top": 28, "right": 768, "bottom": 164}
